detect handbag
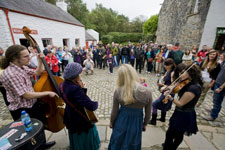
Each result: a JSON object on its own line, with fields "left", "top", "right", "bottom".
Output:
{"left": 59, "top": 84, "right": 98, "bottom": 124}
{"left": 148, "top": 58, "right": 153, "bottom": 62}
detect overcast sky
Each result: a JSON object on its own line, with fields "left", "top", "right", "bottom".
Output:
{"left": 82, "top": 0, "right": 164, "bottom": 21}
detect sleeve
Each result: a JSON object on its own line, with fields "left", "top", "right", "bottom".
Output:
{"left": 24, "top": 66, "right": 36, "bottom": 77}
{"left": 186, "top": 85, "right": 201, "bottom": 97}
{"left": 68, "top": 86, "right": 98, "bottom": 111}
{"left": 110, "top": 90, "right": 120, "bottom": 126}
{"left": 143, "top": 90, "right": 152, "bottom": 125}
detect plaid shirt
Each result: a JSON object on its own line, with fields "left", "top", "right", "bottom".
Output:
{"left": 0, "top": 63, "right": 37, "bottom": 111}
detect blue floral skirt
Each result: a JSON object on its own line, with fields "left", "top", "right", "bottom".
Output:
{"left": 68, "top": 125, "right": 100, "bottom": 150}
{"left": 108, "top": 106, "right": 143, "bottom": 150}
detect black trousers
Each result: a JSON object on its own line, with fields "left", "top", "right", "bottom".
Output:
{"left": 136, "top": 59, "right": 142, "bottom": 73}
{"left": 10, "top": 101, "right": 46, "bottom": 124}
{"left": 163, "top": 128, "right": 184, "bottom": 150}
{"left": 147, "top": 62, "right": 153, "bottom": 72}
{"left": 130, "top": 59, "right": 135, "bottom": 67}
{"left": 62, "top": 60, "right": 68, "bottom": 72}
{"left": 109, "top": 64, "right": 113, "bottom": 73}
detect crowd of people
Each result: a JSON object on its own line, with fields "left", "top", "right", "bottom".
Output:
{"left": 0, "top": 41, "right": 224, "bottom": 150}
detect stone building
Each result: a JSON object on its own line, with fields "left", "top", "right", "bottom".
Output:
{"left": 156, "top": 0, "right": 225, "bottom": 50}
{"left": 0, "top": 0, "right": 85, "bottom": 51}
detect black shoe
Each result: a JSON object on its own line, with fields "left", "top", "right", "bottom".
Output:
{"left": 43, "top": 141, "right": 56, "bottom": 149}
{"left": 149, "top": 114, "right": 157, "bottom": 125}
{"left": 149, "top": 119, "right": 156, "bottom": 125}
{"left": 157, "top": 112, "right": 166, "bottom": 122}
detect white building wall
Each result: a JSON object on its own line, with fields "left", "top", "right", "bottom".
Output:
{"left": 1, "top": 11, "right": 85, "bottom": 51}
{"left": 0, "top": 10, "right": 14, "bottom": 50}
{"left": 87, "top": 29, "right": 99, "bottom": 43}
{"left": 199, "top": 0, "right": 225, "bottom": 49}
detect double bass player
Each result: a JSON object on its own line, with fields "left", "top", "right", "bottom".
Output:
{"left": 0, "top": 45, "right": 58, "bottom": 148}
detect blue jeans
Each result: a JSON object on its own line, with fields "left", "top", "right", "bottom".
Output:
{"left": 113, "top": 55, "right": 118, "bottom": 66}
{"left": 211, "top": 83, "right": 225, "bottom": 119}
{"left": 121, "top": 55, "right": 128, "bottom": 64}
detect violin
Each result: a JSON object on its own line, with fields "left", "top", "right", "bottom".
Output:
{"left": 162, "top": 79, "right": 190, "bottom": 103}
{"left": 162, "top": 62, "right": 196, "bottom": 104}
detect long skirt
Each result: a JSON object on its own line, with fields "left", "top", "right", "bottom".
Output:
{"left": 68, "top": 125, "right": 100, "bottom": 150}
{"left": 108, "top": 106, "right": 143, "bottom": 150}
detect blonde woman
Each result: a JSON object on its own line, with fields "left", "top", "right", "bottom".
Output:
{"left": 196, "top": 50, "right": 221, "bottom": 107}
{"left": 108, "top": 64, "right": 152, "bottom": 150}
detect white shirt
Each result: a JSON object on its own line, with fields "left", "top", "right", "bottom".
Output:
{"left": 62, "top": 51, "right": 72, "bottom": 60}
{"left": 201, "top": 68, "right": 212, "bottom": 82}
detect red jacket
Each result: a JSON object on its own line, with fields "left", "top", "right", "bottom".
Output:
{"left": 45, "top": 55, "right": 59, "bottom": 73}
{"left": 197, "top": 50, "right": 208, "bottom": 63}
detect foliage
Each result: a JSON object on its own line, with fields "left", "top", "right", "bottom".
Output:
{"left": 101, "top": 35, "right": 113, "bottom": 45}
{"left": 143, "top": 14, "right": 158, "bottom": 35}
{"left": 105, "top": 32, "right": 142, "bottom": 43}
{"left": 66, "top": 0, "right": 90, "bottom": 26}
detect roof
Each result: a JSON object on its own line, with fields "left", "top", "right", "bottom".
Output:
{"left": 85, "top": 31, "right": 96, "bottom": 41}
{"left": 0, "top": 0, "right": 84, "bottom": 27}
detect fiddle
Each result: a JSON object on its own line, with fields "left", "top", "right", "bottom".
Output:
{"left": 162, "top": 62, "right": 196, "bottom": 104}
{"left": 162, "top": 79, "right": 190, "bottom": 103}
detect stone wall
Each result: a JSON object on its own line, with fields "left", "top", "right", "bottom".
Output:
{"left": 156, "top": 0, "right": 211, "bottom": 49}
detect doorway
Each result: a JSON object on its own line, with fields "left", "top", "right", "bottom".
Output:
{"left": 215, "top": 34, "right": 225, "bottom": 50}
{"left": 19, "top": 39, "right": 30, "bottom": 48}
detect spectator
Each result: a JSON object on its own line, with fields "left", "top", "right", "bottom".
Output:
{"left": 203, "top": 55, "right": 225, "bottom": 121}
{"left": 62, "top": 47, "right": 72, "bottom": 72}
{"left": 83, "top": 56, "right": 94, "bottom": 75}
{"left": 0, "top": 47, "right": 4, "bottom": 56}
{"left": 182, "top": 49, "right": 192, "bottom": 65}
{"left": 135, "top": 45, "right": 145, "bottom": 73}
{"left": 196, "top": 50, "right": 220, "bottom": 107}
{"left": 45, "top": 51, "right": 59, "bottom": 76}
{"left": 108, "top": 54, "right": 114, "bottom": 74}
{"left": 155, "top": 47, "right": 164, "bottom": 76}
{"left": 197, "top": 45, "right": 208, "bottom": 63}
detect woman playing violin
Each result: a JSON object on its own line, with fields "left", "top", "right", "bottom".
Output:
{"left": 163, "top": 64, "right": 202, "bottom": 150}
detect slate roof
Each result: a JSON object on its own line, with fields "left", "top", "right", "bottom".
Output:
{"left": 86, "top": 31, "right": 96, "bottom": 41}
{"left": 0, "top": 0, "right": 84, "bottom": 27}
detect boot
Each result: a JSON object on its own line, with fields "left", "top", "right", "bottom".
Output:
{"left": 149, "top": 114, "right": 157, "bottom": 125}
{"left": 158, "top": 111, "right": 166, "bottom": 122}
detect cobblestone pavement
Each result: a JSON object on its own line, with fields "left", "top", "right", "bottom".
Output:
{"left": 0, "top": 66, "right": 225, "bottom": 128}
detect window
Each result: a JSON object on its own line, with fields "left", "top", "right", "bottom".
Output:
{"left": 75, "top": 39, "right": 80, "bottom": 47}
{"left": 63, "top": 39, "right": 69, "bottom": 48}
{"left": 42, "top": 38, "right": 52, "bottom": 48}
{"left": 19, "top": 39, "right": 29, "bottom": 48}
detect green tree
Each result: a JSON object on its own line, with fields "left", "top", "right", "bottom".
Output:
{"left": 66, "top": 0, "right": 89, "bottom": 26}
{"left": 143, "top": 14, "right": 158, "bottom": 35}
{"left": 130, "top": 15, "right": 147, "bottom": 33}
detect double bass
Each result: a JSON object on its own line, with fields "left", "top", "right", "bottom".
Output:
{"left": 23, "top": 26, "right": 65, "bottom": 132}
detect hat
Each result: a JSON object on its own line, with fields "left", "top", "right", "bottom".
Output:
{"left": 63, "top": 62, "right": 83, "bottom": 80}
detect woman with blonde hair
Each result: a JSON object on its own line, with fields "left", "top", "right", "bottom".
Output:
{"left": 196, "top": 50, "right": 220, "bottom": 107}
{"left": 108, "top": 64, "right": 152, "bottom": 150}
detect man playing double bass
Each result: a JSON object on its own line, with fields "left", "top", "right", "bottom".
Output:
{"left": 0, "top": 44, "right": 58, "bottom": 148}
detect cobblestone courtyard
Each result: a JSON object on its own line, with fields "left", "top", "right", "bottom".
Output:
{"left": 1, "top": 66, "right": 225, "bottom": 149}
{"left": 0, "top": 66, "right": 225, "bottom": 128}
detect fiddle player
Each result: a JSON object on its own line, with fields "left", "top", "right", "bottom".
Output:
{"left": 0, "top": 45, "right": 58, "bottom": 148}
{"left": 162, "top": 64, "right": 202, "bottom": 150}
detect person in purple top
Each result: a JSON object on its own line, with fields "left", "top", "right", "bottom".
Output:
{"left": 59, "top": 62, "right": 100, "bottom": 150}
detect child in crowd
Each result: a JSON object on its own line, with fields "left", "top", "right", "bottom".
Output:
{"left": 108, "top": 54, "right": 113, "bottom": 74}
{"left": 140, "top": 77, "right": 148, "bottom": 87}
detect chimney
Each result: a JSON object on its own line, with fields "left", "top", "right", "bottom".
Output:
{"left": 56, "top": 1, "right": 68, "bottom": 12}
